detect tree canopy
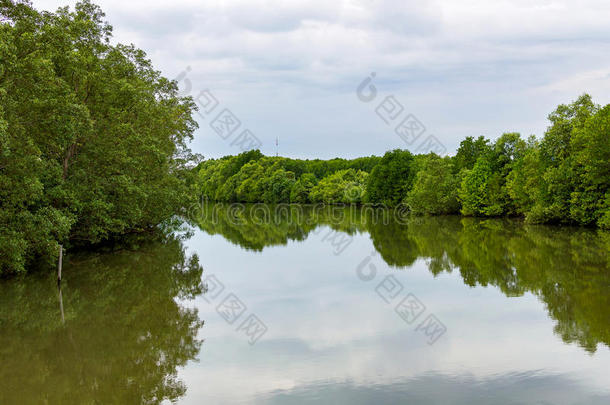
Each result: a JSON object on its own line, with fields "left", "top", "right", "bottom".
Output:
{"left": 0, "top": 1, "right": 199, "bottom": 275}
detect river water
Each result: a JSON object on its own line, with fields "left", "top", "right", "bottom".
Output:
{"left": 1, "top": 205, "right": 609, "bottom": 404}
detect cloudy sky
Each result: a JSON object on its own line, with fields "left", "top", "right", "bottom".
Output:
{"left": 37, "top": 0, "right": 610, "bottom": 159}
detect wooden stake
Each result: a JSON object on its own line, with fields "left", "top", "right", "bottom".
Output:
{"left": 57, "top": 244, "right": 63, "bottom": 285}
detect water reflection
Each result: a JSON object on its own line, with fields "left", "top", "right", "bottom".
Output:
{"left": 257, "top": 372, "right": 610, "bottom": 405}
{"left": 2, "top": 205, "right": 608, "bottom": 404}
{"left": 0, "top": 235, "right": 205, "bottom": 404}
{"left": 194, "top": 204, "right": 610, "bottom": 353}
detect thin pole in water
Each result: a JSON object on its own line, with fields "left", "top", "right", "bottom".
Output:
{"left": 57, "top": 244, "right": 63, "bottom": 286}
{"left": 58, "top": 285, "right": 65, "bottom": 323}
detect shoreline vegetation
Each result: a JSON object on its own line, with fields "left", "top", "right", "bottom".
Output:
{"left": 1, "top": 1, "right": 608, "bottom": 277}
{"left": 1, "top": 1, "right": 200, "bottom": 275}
{"left": 194, "top": 94, "right": 609, "bottom": 230}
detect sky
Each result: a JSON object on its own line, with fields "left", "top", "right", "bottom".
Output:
{"left": 36, "top": 0, "right": 610, "bottom": 159}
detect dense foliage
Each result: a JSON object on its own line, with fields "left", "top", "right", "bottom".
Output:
{"left": 406, "top": 154, "right": 459, "bottom": 215}
{"left": 196, "top": 152, "right": 380, "bottom": 204}
{"left": 0, "top": 1, "right": 198, "bottom": 275}
{"left": 364, "top": 149, "right": 417, "bottom": 205}
{"left": 196, "top": 95, "right": 609, "bottom": 229}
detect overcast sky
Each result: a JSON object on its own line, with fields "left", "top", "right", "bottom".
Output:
{"left": 36, "top": 0, "right": 610, "bottom": 159}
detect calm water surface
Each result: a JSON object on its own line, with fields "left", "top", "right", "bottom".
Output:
{"left": 1, "top": 205, "right": 609, "bottom": 404}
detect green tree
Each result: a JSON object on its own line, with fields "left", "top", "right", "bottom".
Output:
{"left": 365, "top": 149, "right": 416, "bottom": 206}
{"left": 569, "top": 105, "right": 610, "bottom": 227}
{"left": 309, "top": 169, "right": 368, "bottom": 204}
{"left": 528, "top": 94, "right": 599, "bottom": 224}
{"left": 290, "top": 173, "right": 317, "bottom": 203}
{"left": 261, "top": 168, "right": 295, "bottom": 203}
{"left": 235, "top": 161, "right": 266, "bottom": 202}
{"left": 406, "top": 155, "right": 460, "bottom": 215}
{"left": 458, "top": 157, "right": 504, "bottom": 216}
{"left": 453, "top": 136, "right": 492, "bottom": 172}
{"left": 506, "top": 138, "right": 543, "bottom": 215}
{"left": 0, "top": 1, "right": 198, "bottom": 275}
{"left": 457, "top": 133, "right": 527, "bottom": 217}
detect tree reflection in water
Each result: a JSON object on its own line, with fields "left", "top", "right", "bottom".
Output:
{"left": 0, "top": 234, "right": 205, "bottom": 404}
{"left": 194, "top": 203, "right": 610, "bottom": 353}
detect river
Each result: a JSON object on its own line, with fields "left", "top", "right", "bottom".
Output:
{"left": 1, "top": 204, "right": 609, "bottom": 404}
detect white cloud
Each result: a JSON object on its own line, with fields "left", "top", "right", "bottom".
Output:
{"left": 34, "top": 0, "right": 610, "bottom": 158}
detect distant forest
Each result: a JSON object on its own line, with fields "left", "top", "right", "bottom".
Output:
{"left": 196, "top": 94, "right": 610, "bottom": 229}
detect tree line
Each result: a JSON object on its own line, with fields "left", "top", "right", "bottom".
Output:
{"left": 0, "top": 1, "right": 199, "bottom": 275}
{"left": 196, "top": 94, "right": 609, "bottom": 229}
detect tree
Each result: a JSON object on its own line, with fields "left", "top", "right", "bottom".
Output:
{"left": 458, "top": 157, "right": 504, "bottom": 216}
{"left": 0, "top": 1, "right": 198, "bottom": 275}
{"left": 527, "top": 94, "right": 599, "bottom": 224}
{"left": 309, "top": 169, "right": 368, "bottom": 204}
{"left": 365, "top": 149, "right": 416, "bottom": 206}
{"left": 261, "top": 168, "right": 295, "bottom": 203}
{"left": 569, "top": 105, "right": 610, "bottom": 227}
{"left": 506, "top": 138, "right": 543, "bottom": 215}
{"left": 290, "top": 173, "right": 317, "bottom": 203}
{"left": 406, "top": 155, "right": 460, "bottom": 215}
{"left": 493, "top": 132, "right": 527, "bottom": 173}
{"left": 453, "top": 136, "right": 492, "bottom": 172}
{"left": 235, "top": 161, "right": 266, "bottom": 202}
